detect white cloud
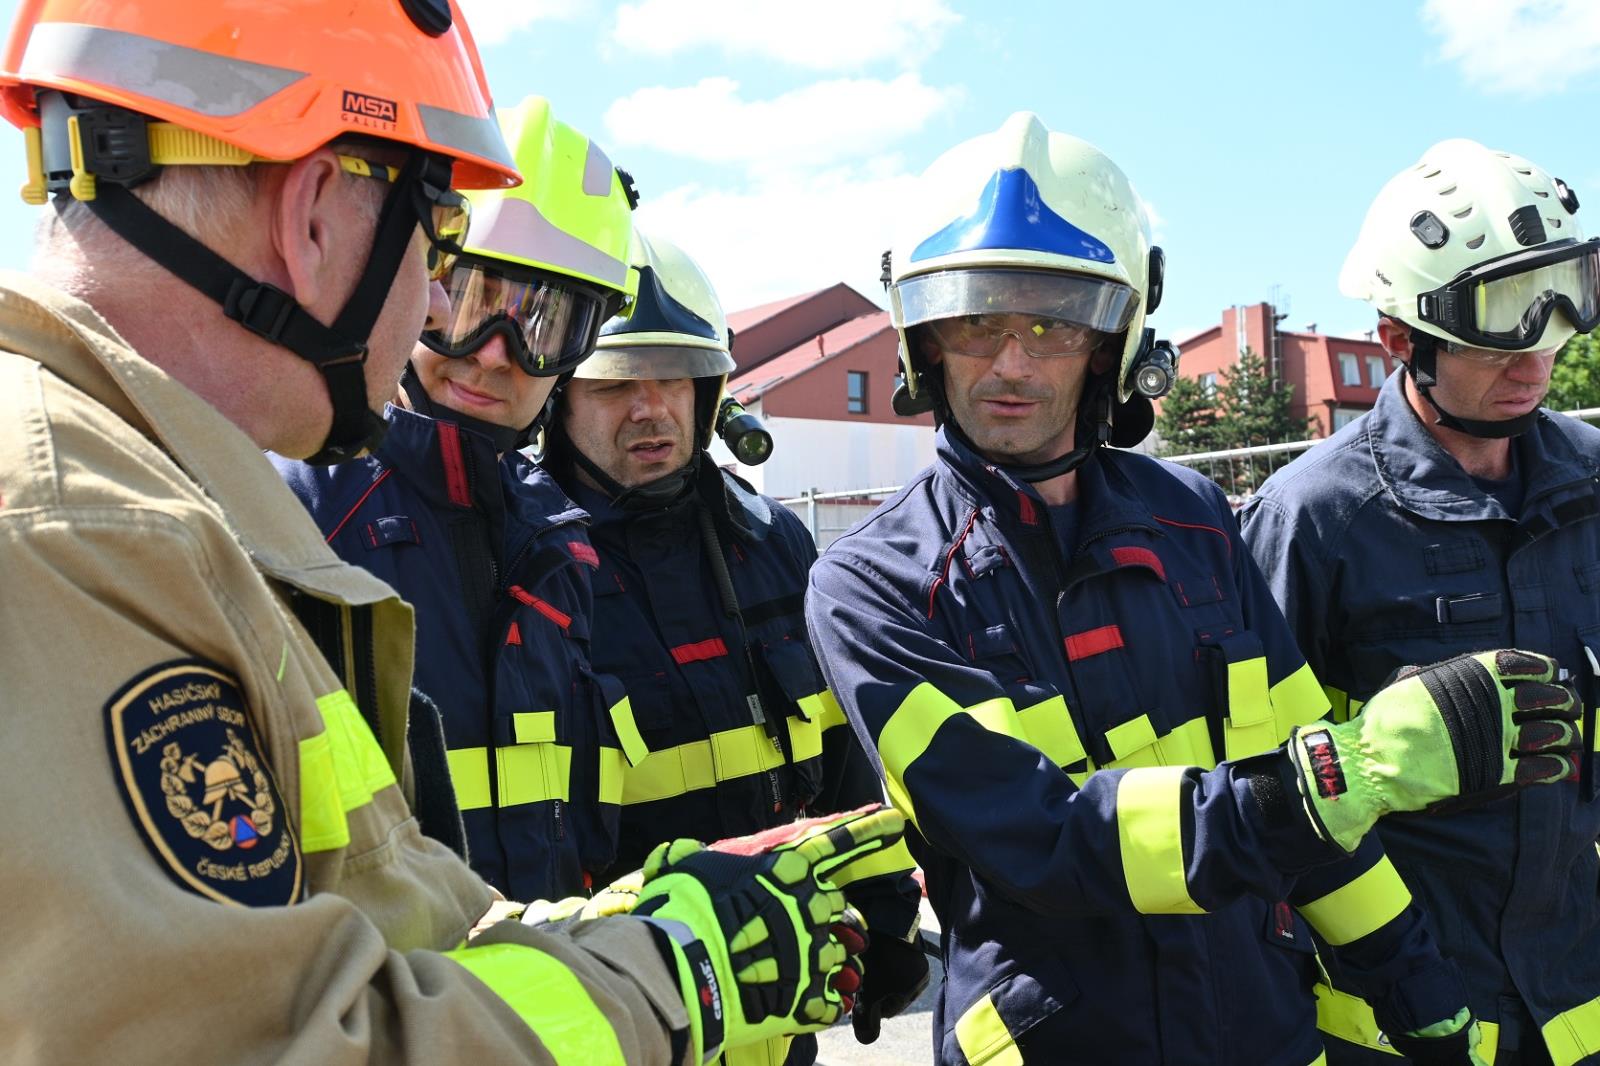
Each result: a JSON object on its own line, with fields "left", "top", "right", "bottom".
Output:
{"left": 1422, "top": 0, "right": 1600, "bottom": 95}
{"left": 612, "top": 0, "right": 960, "bottom": 70}
{"left": 457, "top": 0, "right": 585, "bottom": 46}
{"left": 605, "top": 74, "right": 960, "bottom": 168}
{"left": 634, "top": 165, "right": 919, "bottom": 311}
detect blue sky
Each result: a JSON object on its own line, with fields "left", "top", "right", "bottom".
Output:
{"left": 1, "top": 0, "right": 1596, "bottom": 342}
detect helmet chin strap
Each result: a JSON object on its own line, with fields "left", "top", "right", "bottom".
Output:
{"left": 557, "top": 435, "right": 700, "bottom": 511}
{"left": 77, "top": 151, "right": 455, "bottom": 464}
{"left": 400, "top": 364, "right": 520, "bottom": 453}
{"left": 1407, "top": 331, "right": 1539, "bottom": 440}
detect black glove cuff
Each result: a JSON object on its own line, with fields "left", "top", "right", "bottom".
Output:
{"left": 1372, "top": 958, "right": 1473, "bottom": 1063}
{"left": 640, "top": 916, "right": 723, "bottom": 1065}
{"left": 1236, "top": 749, "right": 1346, "bottom": 871}
{"left": 1383, "top": 1024, "right": 1474, "bottom": 1064}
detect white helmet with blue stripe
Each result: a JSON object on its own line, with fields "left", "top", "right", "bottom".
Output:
{"left": 888, "top": 112, "right": 1165, "bottom": 407}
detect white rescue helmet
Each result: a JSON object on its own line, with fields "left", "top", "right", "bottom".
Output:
{"left": 1340, "top": 138, "right": 1595, "bottom": 353}
{"left": 887, "top": 112, "right": 1166, "bottom": 406}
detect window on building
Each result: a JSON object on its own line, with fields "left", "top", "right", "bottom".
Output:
{"left": 847, "top": 370, "right": 868, "bottom": 414}
{"left": 1338, "top": 352, "right": 1361, "bottom": 386}
{"left": 1200, "top": 372, "right": 1218, "bottom": 396}
{"left": 1366, "top": 354, "right": 1386, "bottom": 388}
{"left": 1332, "top": 407, "right": 1364, "bottom": 431}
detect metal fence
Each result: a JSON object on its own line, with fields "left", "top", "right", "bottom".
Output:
{"left": 778, "top": 406, "right": 1600, "bottom": 546}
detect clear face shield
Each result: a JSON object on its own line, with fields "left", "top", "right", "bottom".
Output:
{"left": 1416, "top": 238, "right": 1600, "bottom": 352}
{"left": 894, "top": 267, "right": 1139, "bottom": 348}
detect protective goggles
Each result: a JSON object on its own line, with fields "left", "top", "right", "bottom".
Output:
{"left": 338, "top": 155, "right": 469, "bottom": 281}
{"left": 924, "top": 314, "right": 1101, "bottom": 358}
{"left": 896, "top": 267, "right": 1138, "bottom": 332}
{"left": 421, "top": 254, "right": 622, "bottom": 376}
{"left": 1416, "top": 237, "right": 1599, "bottom": 351}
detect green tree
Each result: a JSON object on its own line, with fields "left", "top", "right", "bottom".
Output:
{"left": 1214, "top": 347, "right": 1312, "bottom": 493}
{"left": 1547, "top": 331, "right": 1600, "bottom": 412}
{"left": 1155, "top": 373, "right": 1226, "bottom": 457}
{"left": 1159, "top": 348, "right": 1311, "bottom": 495}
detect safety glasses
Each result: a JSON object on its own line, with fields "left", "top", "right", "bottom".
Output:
{"left": 421, "top": 254, "right": 621, "bottom": 377}
{"left": 337, "top": 154, "right": 470, "bottom": 281}
{"left": 1416, "top": 237, "right": 1600, "bottom": 351}
{"left": 924, "top": 314, "right": 1101, "bottom": 359}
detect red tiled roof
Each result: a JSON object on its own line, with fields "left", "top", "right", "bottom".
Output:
{"left": 726, "top": 287, "right": 830, "bottom": 334}
{"left": 728, "top": 310, "right": 892, "bottom": 401}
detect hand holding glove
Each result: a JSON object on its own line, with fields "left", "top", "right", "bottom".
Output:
{"left": 632, "top": 804, "right": 905, "bottom": 1061}
{"left": 1288, "top": 650, "right": 1581, "bottom": 852}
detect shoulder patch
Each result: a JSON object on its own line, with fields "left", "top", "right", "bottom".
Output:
{"left": 104, "top": 661, "right": 303, "bottom": 906}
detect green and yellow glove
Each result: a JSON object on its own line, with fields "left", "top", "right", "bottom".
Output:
{"left": 632, "top": 805, "right": 904, "bottom": 1061}
{"left": 1289, "top": 650, "right": 1581, "bottom": 852}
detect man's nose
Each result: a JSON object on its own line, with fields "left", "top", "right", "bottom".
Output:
{"left": 424, "top": 278, "right": 452, "bottom": 333}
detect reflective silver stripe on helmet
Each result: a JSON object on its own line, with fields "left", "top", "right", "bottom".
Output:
{"left": 582, "top": 138, "right": 616, "bottom": 197}
{"left": 575, "top": 345, "right": 735, "bottom": 381}
{"left": 19, "top": 22, "right": 305, "bottom": 118}
{"left": 468, "top": 194, "right": 630, "bottom": 288}
{"left": 418, "top": 100, "right": 517, "bottom": 173}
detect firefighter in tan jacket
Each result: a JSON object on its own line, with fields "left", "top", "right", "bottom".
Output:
{"left": 0, "top": 3, "right": 899, "bottom": 1064}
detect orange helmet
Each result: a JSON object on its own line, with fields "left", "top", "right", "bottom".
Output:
{"left": 0, "top": 0, "right": 518, "bottom": 190}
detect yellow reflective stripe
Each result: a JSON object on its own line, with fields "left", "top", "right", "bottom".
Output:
{"left": 1270, "top": 662, "right": 1331, "bottom": 735}
{"left": 447, "top": 744, "right": 572, "bottom": 811}
{"left": 1323, "top": 684, "right": 1365, "bottom": 725}
{"left": 298, "top": 689, "right": 397, "bottom": 854}
{"left": 827, "top": 837, "right": 916, "bottom": 889}
{"left": 1156, "top": 715, "right": 1215, "bottom": 770}
{"left": 1324, "top": 685, "right": 1351, "bottom": 723}
{"left": 1116, "top": 766, "right": 1205, "bottom": 915}
{"left": 878, "top": 683, "right": 1022, "bottom": 828}
{"left": 448, "top": 747, "right": 492, "bottom": 810}
{"left": 445, "top": 942, "right": 625, "bottom": 1064}
{"left": 1315, "top": 982, "right": 1401, "bottom": 1055}
{"left": 954, "top": 992, "right": 1023, "bottom": 1066}
{"left": 1222, "top": 653, "right": 1277, "bottom": 761}
{"left": 622, "top": 723, "right": 787, "bottom": 806}
{"left": 598, "top": 745, "right": 626, "bottom": 806}
{"left": 1315, "top": 982, "right": 1502, "bottom": 1062}
{"left": 1106, "top": 713, "right": 1159, "bottom": 762}
{"left": 500, "top": 742, "right": 572, "bottom": 806}
{"left": 296, "top": 728, "right": 346, "bottom": 852}
{"left": 607, "top": 696, "right": 648, "bottom": 767}
{"left": 1298, "top": 856, "right": 1412, "bottom": 947}
{"left": 513, "top": 710, "right": 556, "bottom": 744}
{"left": 1544, "top": 994, "right": 1600, "bottom": 1066}
{"left": 787, "top": 714, "right": 823, "bottom": 763}
{"left": 800, "top": 688, "right": 849, "bottom": 731}
{"left": 1016, "top": 693, "right": 1089, "bottom": 770}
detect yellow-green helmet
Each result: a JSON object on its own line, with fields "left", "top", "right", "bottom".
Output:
{"left": 421, "top": 95, "right": 639, "bottom": 377}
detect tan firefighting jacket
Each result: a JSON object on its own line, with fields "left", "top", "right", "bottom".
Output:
{"left": 0, "top": 272, "right": 689, "bottom": 1065}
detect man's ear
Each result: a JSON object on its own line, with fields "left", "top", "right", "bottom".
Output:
{"left": 1375, "top": 317, "right": 1414, "bottom": 363}
{"left": 1090, "top": 347, "right": 1115, "bottom": 375}
{"left": 915, "top": 327, "right": 943, "bottom": 366}
{"left": 269, "top": 148, "right": 360, "bottom": 319}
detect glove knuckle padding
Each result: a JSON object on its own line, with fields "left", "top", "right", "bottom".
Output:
{"left": 1415, "top": 654, "right": 1509, "bottom": 791}
{"left": 1492, "top": 649, "right": 1554, "bottom": 680}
